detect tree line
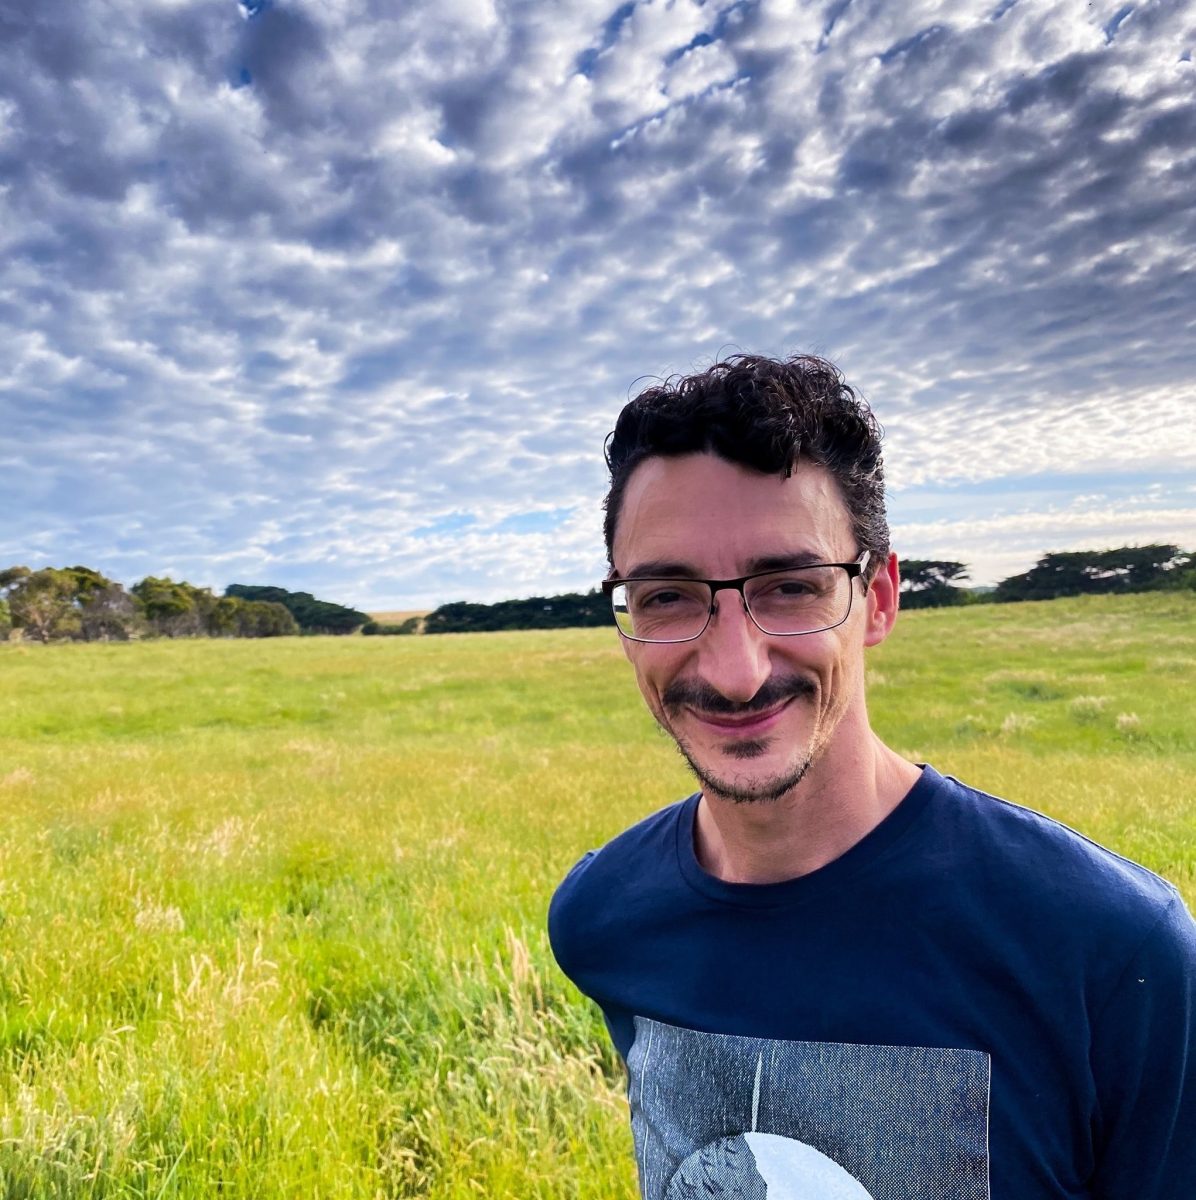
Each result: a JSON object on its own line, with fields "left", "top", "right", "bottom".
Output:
{"left": 865, "top": 544, "right": 1193, "bottom": 609}
{"left": 423, "top": 591, "right": 610, "bottom": 635}
{"left": 0, "top": 567, "right": 369, "bottom": 643}
{"left": 3, "top": 545, "right": 1190, "bottom": 644}
{"left": 418, "top": 544, "right": 1194, "bottom": 634}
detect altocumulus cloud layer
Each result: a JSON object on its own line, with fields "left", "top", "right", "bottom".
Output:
{"left": 1, "top": 0, "right": 1193, "bottom": 606}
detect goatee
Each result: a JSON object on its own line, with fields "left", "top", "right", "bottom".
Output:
{"left": 660, "top": 673, "right": 817, "bottom": 804}
{"left": 676, "top": 738, "right": 814, "bottom": 804}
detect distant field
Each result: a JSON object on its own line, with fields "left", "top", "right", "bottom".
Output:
{"left": 367, "top": 610, "right": 430, "bottom": 625}
{"left": 1, "top": 592, "right": 1193, "bottom": 1197}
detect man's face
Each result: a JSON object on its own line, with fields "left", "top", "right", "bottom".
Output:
{"left": 610, "top": 452, "right": 895, "bottom": 804}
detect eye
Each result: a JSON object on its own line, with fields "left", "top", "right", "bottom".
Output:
{"left": 756, "top": 574, "right": 818, "bottom": 598}
{"left": 748, "top": 569, "right": 836, "bottom": 609}
{"left": 628, "top": 581, "right": 707, "bottom": 610}
{"left": 643, "top": 589, "right": 682, "bottom": 607}
{"left": 644, "top": 586, "right": 697, "bottom": 607}
{"left": 773, "top": 577, "right": 816, "bottom": 595}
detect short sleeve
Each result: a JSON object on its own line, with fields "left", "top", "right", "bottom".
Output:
{"left": 547, "top": 849, "right": 598, "bottom": 981}
{"left": 1089, "top": 892, "right": 1196, "bottom": 1197}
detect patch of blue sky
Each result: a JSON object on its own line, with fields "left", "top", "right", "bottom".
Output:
{"left": 575, "top": 2, "right": 637, "bottom": 78}
{"left": 664, "top": 31, "right": 715, "bottom": 67}
{"left": 492, "top": 507, "right": 574, "bottom": 534}
{"left": 411, "top": 512, "right": 479, "bottom": 538}
{"left": 889, "top": 469, "right": 1193, "bottom": 520}
{"left": 1103, "top": 5, "right": 1135, "bottom": 44}
{"left": 662, "top": 1, "right": 750, "bottom": 67}
{"left": 877, "top": 24, "right": 950, "bottom": 66}
{"left": 895, "top": 468, "right": 1188, "bottom": 498}
{"left": 609, "top": 72, "right": 751, "bottom": 151}
{"left": 819, "top": 0, "right": 854, "bottom": 48}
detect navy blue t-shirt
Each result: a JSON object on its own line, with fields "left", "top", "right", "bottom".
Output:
{"left": 549, "top": 766, "right": 1196, "bottom": 1199}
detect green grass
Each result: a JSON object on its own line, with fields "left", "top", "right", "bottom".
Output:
{"left": 0, "top": 591, "right": 1193, "bottom": 1196}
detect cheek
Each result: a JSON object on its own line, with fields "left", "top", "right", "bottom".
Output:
{"left": 798, "top": 636, "right": 861, "bottom": 704}
{"left": 828, "top": 645, "right": 867, "bottom": 705}
{"left": 628, "top": 646, "right": 675, "bottom": 706}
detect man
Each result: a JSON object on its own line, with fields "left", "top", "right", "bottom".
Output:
{"left": 549, "top": 353, "right": 1196, "bottom": 1199}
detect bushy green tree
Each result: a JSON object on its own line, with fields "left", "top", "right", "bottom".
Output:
{"left": 3, "top": 567, "right": 81, "bottom": 642}
{"left": 1153, "top": 566, "right": 1196, "bottom": 592}
{"left": 424, "top": 590, "right": 609, "bottom": 634}
{"left": 132, "top": 576, "right": 209, "bottom": 637}
{"left": 209, "top": 595, "right": 244, "bottom": 637}
{"left": 0, "top": 566, "right": 303, "bottom": 641}
{"left": 134, "top": 579, "right": 298, "bottom": 638}
{"left": 362, "top": 617, "right": 420, "bottom": 635}
{"left": 899, "top": 560, "right": 970, "bottom": 609}
{"left": 996, "top": 545, "right": 1190, "bottom": 603}
{"left": 0, "top": 566, "right": 31, "bottom": 590}
{"left": 235, "top": 599, "right": 299, "bottom": 637}
{"left": 224, "top": 585, "right": 368, "bottom": 634}
{"left": 0, "top": 566, "right": 29, "bottom": 639}
{"left": 62, "top": 566, "right": 140, "bottom": 641}
{"left": 1, "top": 565, "right": 140, "bottom": 642}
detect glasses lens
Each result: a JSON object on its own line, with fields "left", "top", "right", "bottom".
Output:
{"left": 611, "top": 579, "right": 711, "bottom": 642}
{"left": 744, "top": 566, "right": 852, "bottom": 635}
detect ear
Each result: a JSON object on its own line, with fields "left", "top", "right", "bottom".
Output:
{"left": 863, "top": 551, "right": 901, "bottom": 647}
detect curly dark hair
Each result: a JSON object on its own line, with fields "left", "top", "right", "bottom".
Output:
{"left": 603, "top": 353, "right": 888, "bottom": 571}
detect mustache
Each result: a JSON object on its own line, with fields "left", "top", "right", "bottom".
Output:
{"left": 662, "top": 673, "right": 816, "bottom": 717}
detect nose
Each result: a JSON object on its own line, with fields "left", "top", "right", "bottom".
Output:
{"left": 694, "top": 588, "right": 773, "bottom": 704}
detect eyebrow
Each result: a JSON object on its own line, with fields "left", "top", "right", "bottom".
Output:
{"left": 618, "top": 551, "right": 831, "bottom": 579}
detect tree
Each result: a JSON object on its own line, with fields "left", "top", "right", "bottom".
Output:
{"left": 1153, "top": 565, "right": 1196, "bottom": 592}
{"left": 996, "top": 545, "right": 1190, "bottom": 603}
{"left": 224, "top": 585, "right": 369, "bottom": 634}
{"left": 362, "top": 617, "right": 420, "bottom": 635}
{"left": 1090, "top": 544, "right": 1190, "bottom": 589}
{"left": 899, "top": 560, "right": 970, "bottom": 609}
{"left": 234, "top": 599, "right": 298, "bottom": 637}
{"left": 0, "top": 565, "right": 32, "bottom": 591}
{"left": 132, "top": 576, "right": 212, "bottom": 637}
{"left": 209, "top": 595, "right": 245, "bottom": 637}
{"left": 5, "top": 568, "right": 81, "bottom": 642}
{"left": 0, "top": 565, "right": 140, "bottom": 642}
{"left": 62, "top": 566, "right": 140, "bottom": 641}
{"left": 423, "top": 590, "right": 610, "bottom": 634}
{"left": 0, "top": 567, "right": 29, "bottom": 641}
{"left": 133, "top": 584, "right": 296, "bottom": 638}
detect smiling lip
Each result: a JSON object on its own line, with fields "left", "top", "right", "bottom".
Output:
{"left": 688, "top": 697, "right": 794, "bottom": 737}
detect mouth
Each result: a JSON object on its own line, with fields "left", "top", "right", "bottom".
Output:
{"left": 687, "top": 696, "right": 794, "bottom": 738}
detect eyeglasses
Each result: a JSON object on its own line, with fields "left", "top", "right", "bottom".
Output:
{"left": 602, "top": 551, "right": 871, "bottom": 644}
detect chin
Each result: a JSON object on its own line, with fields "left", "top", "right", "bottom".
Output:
{"left": 682, "top": 741, "right": 814, "bottom": 805}
{"left": 656, "top": 702, "right": 822, "bottom": 804}
{"left": 721, "top": 738, "right": 769, "bottom": 761}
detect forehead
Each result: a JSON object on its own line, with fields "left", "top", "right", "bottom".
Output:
{"left": 612, "top": 452, "right": 853, "bottom": 575}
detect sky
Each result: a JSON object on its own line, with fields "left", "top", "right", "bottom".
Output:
{"left": 2, "top": 0, "right": 1194, "bottom": 610}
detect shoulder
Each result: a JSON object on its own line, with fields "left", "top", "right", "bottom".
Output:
{"left": 548, "top": 795, "right": 693, "bottom": 972}
{"left": 549, "top": 795, "right": 692, "bottom": 911}
{"left": 927, "top": 767, "right": 1185, "bottom": 948}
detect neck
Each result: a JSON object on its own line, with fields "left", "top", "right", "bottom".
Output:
{"left": 693, "top": 731, "right": 921, "bottom": 885}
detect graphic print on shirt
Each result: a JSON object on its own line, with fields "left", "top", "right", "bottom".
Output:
{"left": 628, "top": 1018, "right": 990, "bottom": 1200}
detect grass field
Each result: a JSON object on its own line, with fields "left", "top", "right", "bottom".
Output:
{"left": 1, "top": 591, "right": 1194, "bottom": 1197}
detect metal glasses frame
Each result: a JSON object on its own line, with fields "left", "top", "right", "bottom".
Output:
{"left": 601, "top": 550, "right": 872, "bottom": 644}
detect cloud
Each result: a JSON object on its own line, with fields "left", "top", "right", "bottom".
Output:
{"left": 1, "top": 0, "right": 1193, "bottom": 607}
{"left": 892, "top": 488, "right": 1196, "bottom": 586}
